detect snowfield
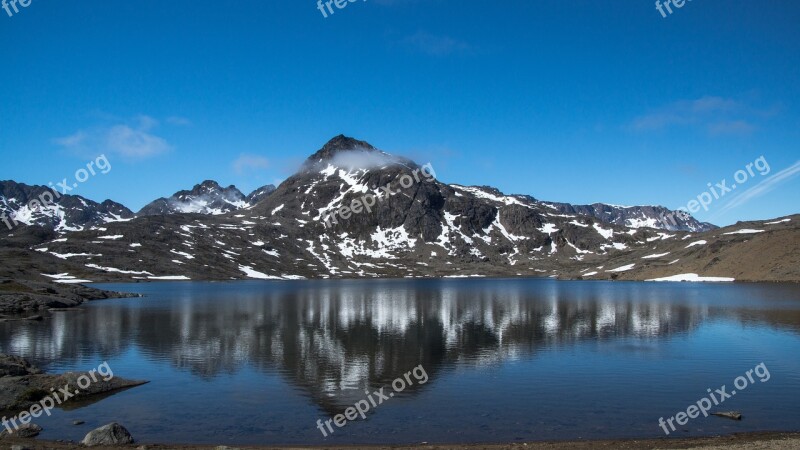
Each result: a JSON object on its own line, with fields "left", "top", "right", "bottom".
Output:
{"left": 607, "top": 263, "right": 635, "bottom": 273}
{"left": 646, "top": 273, "right": 735, "bottom": 282}
{"left": 723, "top": 229, "right": 765, "bottom": 235}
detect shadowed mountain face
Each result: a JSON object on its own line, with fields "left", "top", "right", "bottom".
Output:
{"left": 3, "top": 136, "right": 799, "bottom": 283}
{"left": 245, "top": 184, "right": 277, "bottom": 205}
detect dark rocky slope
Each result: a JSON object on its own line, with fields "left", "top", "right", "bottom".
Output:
{"left": 1, "top": 136, "right": 797, "bottom": 288}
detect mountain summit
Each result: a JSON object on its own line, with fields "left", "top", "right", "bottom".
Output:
{"left": 304, "top": 135, "right": 377, "bottom": 164}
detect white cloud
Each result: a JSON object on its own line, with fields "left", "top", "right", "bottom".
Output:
{"left": 106, "top": 123, "right": 171, "bottom": 158}
{"left": 708, "top": 120, "right": 757, "bottom": 136}
{"left": 401, "top": 31, "right": 472, "bottom": 56}
{"left": 135, "top": 114, "right": 159, "bottom": 131}
{"left": 53, "top": 131, "right": 87, "bottom": 147}
{"left": 629, "top": 96, "right": 760, "bottom": 135}
{"left": 54, "top": 115, "right": 172, "bottom": 159}
{"left": 233, "top": 154, "right": 270, "bottom": 174}
{"left": 166, "top": 116, "right": 192, "bottom": 126}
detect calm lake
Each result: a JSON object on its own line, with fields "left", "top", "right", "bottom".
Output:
{"left": 2, "top": 278, "right": 799, "bottom": 445}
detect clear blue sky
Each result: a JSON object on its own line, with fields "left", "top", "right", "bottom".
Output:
{"left": 1, "top": 0, "right": 798, "bottom": 225}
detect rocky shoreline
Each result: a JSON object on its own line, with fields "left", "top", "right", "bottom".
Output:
{"left": 0, "top": 431, "right": 798, "bottom": 449}
{"left": 0, "top": 279, "right": 141, "bottom": 316}
{"left": 0, "top": 354, "right": 147, "bottom": 445}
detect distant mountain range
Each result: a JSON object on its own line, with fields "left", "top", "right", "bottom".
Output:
{"left": 550, "top": 202, "right": 715, "bottom": 233}
{"left": 0, "top": 135, "right": 797, "bottom": 284}
{"left": 138, "top": 180, "right": 276, "bottom": 216}
{"left": 0, "top": 180, "right": 276, "bottom": 229}
{"left": 0, "top": 137, "right": 705, "bottom": 233}
{"left": 0, "top": 181, "right": 133, "bottom": 232}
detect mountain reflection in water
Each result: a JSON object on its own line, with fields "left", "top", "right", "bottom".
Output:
{"left": 4, "top": 279, "right": 799, "bottom": 412}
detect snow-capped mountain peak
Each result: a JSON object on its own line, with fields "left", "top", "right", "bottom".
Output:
{"left": 138, "top": 180, "right": 275, "bottom": 216}
{"left": 0, "top": 180, "right": 133, "bottom": 232}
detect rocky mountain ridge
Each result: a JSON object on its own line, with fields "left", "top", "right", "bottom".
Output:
{"left": 0, "top": 136, "right": 706, "bottom": 234}
{"left": 1, "top": 136, "right": 797, "bottom": 284}
{"left": 138, "top": 180, "right": 276, "bottom": 216}
{"left": 0, "top": 179, "right": 278, "bottom": 230}
{"left": 549, "top": 202, "right": 716, "bottom": 232}
{"left": 0, "top": 181, "right": 133, "bottom": 232}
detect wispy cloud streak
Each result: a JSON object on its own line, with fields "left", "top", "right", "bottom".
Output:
{"left": 716, "top": 160, "right": 800, "bottom": 216}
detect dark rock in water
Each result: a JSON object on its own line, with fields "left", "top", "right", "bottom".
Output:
{"left": 0, "top": 354, "right": 43, "bottom": 377}
{"left": 73, "top": 419, "right": 85, "bottom": 425}
{"left": 711, "top": 411, "right": 742, "bottom": 420}
{"left": 0, "top": 354, "right": 148, "bottom": 411}
{"left": 0, "top": 423, "right": 42, "bottom": 438}
{"left": 81, "top": 422, "right": 134, "bottom": 446}
{"left": 0, "top": 371, "right": 149, "bottom": 411}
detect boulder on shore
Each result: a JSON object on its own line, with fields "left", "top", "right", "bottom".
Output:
{"left": 81, "top": 422, "right": 134, "bottom": 446}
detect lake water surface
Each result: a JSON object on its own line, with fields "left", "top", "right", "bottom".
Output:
{"left": 1, "top": 278, "right": 799, "bottom": 445}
